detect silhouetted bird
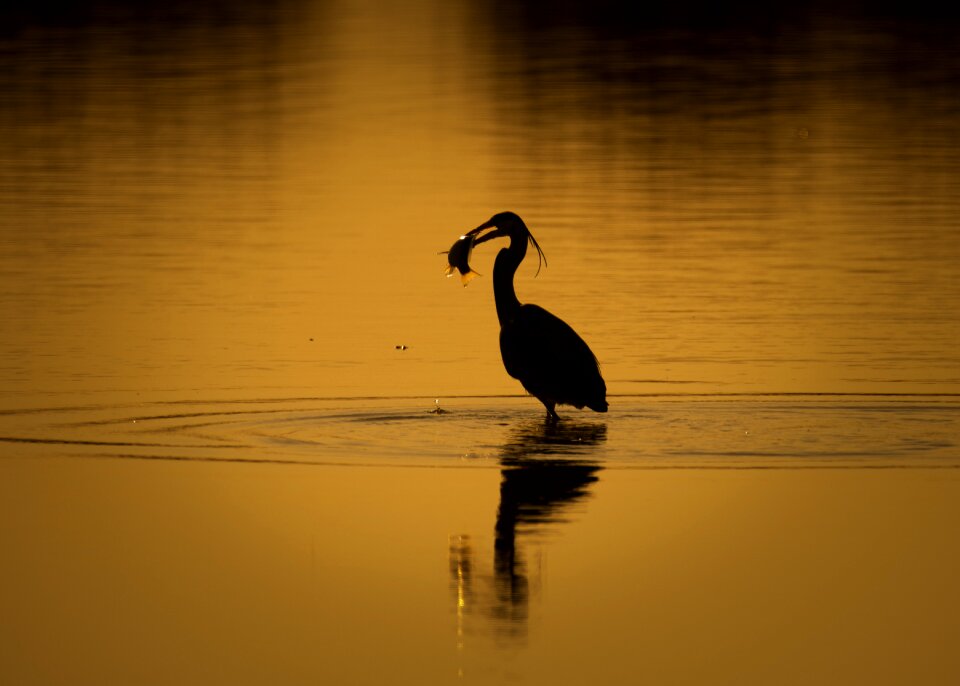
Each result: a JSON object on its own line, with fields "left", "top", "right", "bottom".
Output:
{"left": 467, "top": 212, "right": 608, "bottom": 420}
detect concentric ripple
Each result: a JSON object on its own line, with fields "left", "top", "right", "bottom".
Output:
{"left": 1, "top": 394, "right": 958, "bottom": 469}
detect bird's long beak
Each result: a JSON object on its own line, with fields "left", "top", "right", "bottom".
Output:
{"left": 469, "top": 221, "right": 504, "bottom": 246}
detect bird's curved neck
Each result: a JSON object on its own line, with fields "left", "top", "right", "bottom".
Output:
{"left": 493, "top": 236, "right": 526, "bottom": 325}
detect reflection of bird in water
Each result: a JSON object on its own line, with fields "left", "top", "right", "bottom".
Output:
{"left": 493, "top": 419, "right": 605, "bottom": 630}
{"left": 448, "top": 418, "right": 605, "bottom": 651}
{"left": 466, "top": 212, "right": 608, "bottom": 421}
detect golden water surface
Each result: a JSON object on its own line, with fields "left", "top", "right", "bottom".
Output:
{"left": 1, "top": 2, "right": 958, "bottom": 684}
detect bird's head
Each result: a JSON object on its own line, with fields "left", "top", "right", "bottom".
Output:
{"left": 466, "top": 211, "right": 548, "bottom": 275}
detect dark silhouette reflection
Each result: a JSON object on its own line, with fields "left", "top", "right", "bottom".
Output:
{"left": 451, "top": 418, "right": 605, "bottom": 644}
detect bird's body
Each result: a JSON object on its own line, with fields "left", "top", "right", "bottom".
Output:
{"left": 500, "top": 303, "right": 608, "bottom": 417}
{"left": 469, "top": 212, "right": 607, "bottom": 420}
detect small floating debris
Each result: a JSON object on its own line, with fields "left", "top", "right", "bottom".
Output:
{"left": 395, "top": 344, "right": 408, "bottom": 351}
{"left": 429, "top": 398, "right": 449, "bottom": 415}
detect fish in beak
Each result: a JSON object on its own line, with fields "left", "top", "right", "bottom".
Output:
{"left": 442, "top": 222, "right": 505, "bottom": 286}
{"left": 443, "top": 233, "right": 479, "bottom": 286}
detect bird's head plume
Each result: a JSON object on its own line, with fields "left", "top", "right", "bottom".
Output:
{"left": 469, "top": 211, "right": 547, "bottom": 276}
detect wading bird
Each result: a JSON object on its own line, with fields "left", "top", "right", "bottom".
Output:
{"left": 451, "top": 212, "right": 607, "bottom": 421}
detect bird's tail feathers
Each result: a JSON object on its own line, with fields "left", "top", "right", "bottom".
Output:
{"left": 587, "top": 399, "right": 608, "bottom": 413}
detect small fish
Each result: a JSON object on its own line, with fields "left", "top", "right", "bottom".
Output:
{"left": 443, "top": 234, "right": 480, "bottom": 286}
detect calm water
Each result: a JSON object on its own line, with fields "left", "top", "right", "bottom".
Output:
{"left": 2, "top": 2, "right": 959, "bottom": 684}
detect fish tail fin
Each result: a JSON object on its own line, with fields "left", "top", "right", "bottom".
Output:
{"left": 445, "top": 265, "right": 480, "bottom": 285}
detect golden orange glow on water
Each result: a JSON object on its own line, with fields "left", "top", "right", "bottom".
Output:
{"left": 1, "top": 2, "right": 959, "bottom": 684}
{"left": 1, "top": 3, "right": 957, "bottom": 404}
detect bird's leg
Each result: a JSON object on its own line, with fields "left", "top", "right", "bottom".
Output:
{"left": 544, "top": 401, "right": 560, "bottom": 423}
